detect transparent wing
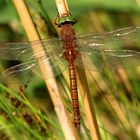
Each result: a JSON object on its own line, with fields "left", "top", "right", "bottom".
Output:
{"left": 0, "top": 37, "right": 62, "bottom": 61}
{"left": 76, "top": 27, "right": 140, "bottom": 70}
{"left": 0, "top": 48, "right": 68, "bottom": 84}
{"left": 76, "top": 49, "right": 140, "bottom": 71}
{"left": 77, "top": 27, "right": 140, "bottom": 49}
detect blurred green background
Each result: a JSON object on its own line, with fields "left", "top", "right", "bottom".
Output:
{"left": 0, "top": 0, "right": 140, "bottom": 140}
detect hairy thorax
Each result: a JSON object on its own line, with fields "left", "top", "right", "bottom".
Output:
{"left": 60, "top": 24, "right": 77, "bottom": 61}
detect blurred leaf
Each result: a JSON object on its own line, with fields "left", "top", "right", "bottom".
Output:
{"left": 0, "top": 1, "right": 18, "bottom": 23}
{"left": 40, "top": 0, "right": 140, "bottom": 17}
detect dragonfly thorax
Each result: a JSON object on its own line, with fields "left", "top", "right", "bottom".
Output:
{"left": 60, "top": 24, "right": 78, "bottom": 61}
{"left": 64, "top": 49, "right": 77, "bottom": 61}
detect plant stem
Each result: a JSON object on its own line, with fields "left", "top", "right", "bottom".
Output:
{"left": 55, "top": 0, "right": 101, "bottom": 139}
{"left": 55, "top": 0, "right": 70, "bottom": 17}
{"left": 12, "top": 0, "right": 79, "bottom": 140}
{"left": 77, "top": 59, "right": 101, "bottom": 140}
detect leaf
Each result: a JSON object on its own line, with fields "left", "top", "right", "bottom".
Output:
{"left": 0, "top": 1, "right": 18, "bottom": 23}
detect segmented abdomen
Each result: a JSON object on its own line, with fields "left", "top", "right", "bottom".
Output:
{"left": 69, "top": 61, "right": 80, "bottom": 129}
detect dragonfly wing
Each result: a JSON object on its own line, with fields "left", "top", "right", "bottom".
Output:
{"left": 33, "top": 50, "right": 68, "bottom": 79}
{"left": 76, "top": 46, "right": 140, "bottom": 71}
{"left": 0, "top": 60, "right": 37, "bottom": 84}
{"left": 0, "top": 37, "right": 62, "bottom": 61}
{"left": 77, "top": 27, "right": 140, "bottom": 50}
{"left": 102, "top": 49, "right": 140, "bottom": 69}
{"left": 0, "top": 49, "right": 68, "bottom": 84}
{"left": 76, "top": 27, "right": 140, "bottom": 70}
{"left": 75, "top": 50, "right": 105, "bottom": 71}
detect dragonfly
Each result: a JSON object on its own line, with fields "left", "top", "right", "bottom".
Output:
{"left": 0, "top": 25, "right": 140, "bottom": 129}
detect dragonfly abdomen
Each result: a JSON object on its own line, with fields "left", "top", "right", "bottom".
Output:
{"left": 69, "top": 61, "right": 80, "bottom": 129}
